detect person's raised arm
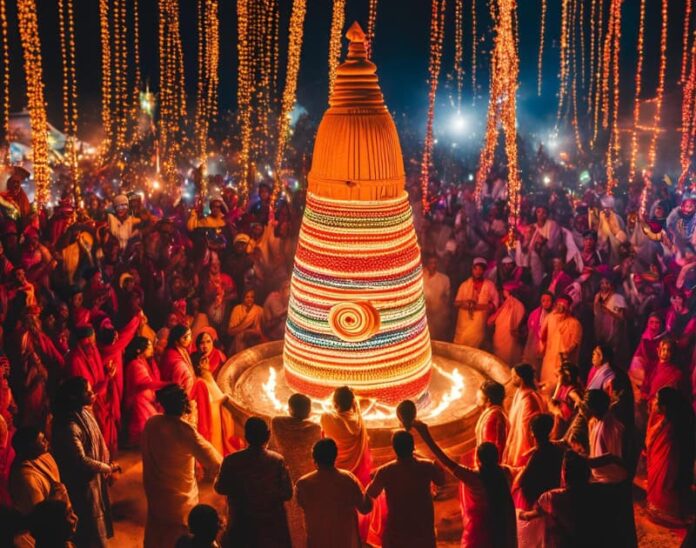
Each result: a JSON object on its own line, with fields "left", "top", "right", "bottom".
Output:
{"left": 411, "top": 421, "right": 460, "bottom": 474}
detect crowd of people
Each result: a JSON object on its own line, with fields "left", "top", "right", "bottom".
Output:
{"left": 0, "top": 147, "right": 694, "bottom": 547}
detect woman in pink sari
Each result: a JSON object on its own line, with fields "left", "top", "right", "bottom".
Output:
{"left": 124, "top": 337, "right": 167, "bottom": 446}
{"left": 159, "top": 325, "right": 195, "bottom": 394}
{"left": 645, "top": 387, "right": 694, "bottom": 526}
{"left": 320, "top": 386, "right": 378, "bottom": 543}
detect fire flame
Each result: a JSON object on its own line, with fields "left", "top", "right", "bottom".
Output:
{"left": 261, "top": 362, "right": 465, "bottom": 422}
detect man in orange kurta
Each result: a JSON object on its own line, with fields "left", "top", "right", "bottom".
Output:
{"left": 540, "top": 295, "right": 582, "bottom": 395}
{"left": 503, "top": 364, "right": 546, "bottom": 468}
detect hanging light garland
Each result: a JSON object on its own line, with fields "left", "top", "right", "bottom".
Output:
{"left": 556, "top": 0, "right": 570, "bottom": 122}
{"left": 17, "top": 0, "right": 50, "bottom": 207}
{"left": 113, "top": 0, "right": 128, "bottom": 153}
{"left": 629, "top": 0, "right": 646, "bottom": 180}
{"left": 475, "top": 0, "right": 520, "bottom": 245}
{"left": 158, "top": 0, "right": 187, "bottom": 189}
{"left": 420, "top": 0, "right": 446, "bottom": 214}
{"left": 131, "top": 0, "right": 142, "bottom": 122}
{"left": 366, "top": 0, "right": 378, "bottom": 59}
{"left": 590, "top": 0, "right": 604, "bottom": 147}
{"left": 680, "top": 0, "right": 693, "bottom": 85}
{"left": 680, "top": 33, "right": 696, "bottom": 178}
{"left": 237, "top": 0, "right": 253, "bottom": 204}
{"left": 578, "top": 0, "right": 586, "bottom": 88}
{"left": 271, "top": 0, "right": 307, "bottom": 220}
{"left": 328, "top": 0, "right": 346, "bottom": 99}
{"left": 256, "top": 0, "right": 276, "bottom": 159}
{"left": 604, "top": 0, "right": 622, "bottom": 192}
{"left": 99, "top": 0, "right": 113, "bottom": 155}
{"left": 471, "top": 0, "right": 477, "bottom": 104}
{"left": 454, "top": 0, "right": 464, "bottom": 109}
{"left": 0, "top": 0, "right": 10, "bottom": 155}
{"left": 570, "top": 0, "right": 583, "bottom": 153}
{"left": 537, "top": 0, "right": 546, "bottom": 96}
{"left": 647, "top": 0, "right": 668, "bottom": 170}
{"left": 57, "top": 0, "right": 80, "bottom": 190}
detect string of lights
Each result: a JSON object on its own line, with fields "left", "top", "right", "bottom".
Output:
{"left": 455, "top": 0, "right": 463, "bottom": 109}
{"left": 605, "top": 0, "right": 622, "bottom": 193}
{"left": 0, "top": 0, "right": 9, "bottom": 152}
{"left": 237, "top": 0, "right": 252, "bottom": 205}
{"left": 578, "top": 0, "right": 585, "bottom": 89}
{"left": 367, "top": 0, "right": 378, "bottom": 59}
{"left": 570, "top": 0, "right": 583, "bottom": 153}
{"left": 420, "top": 0, "right": 446, "bottom": 214}
{"left": 99, "top": 0, "right": 113, "bottom": 155}
{"left": 590, "top": 0, "right": 604, "bottom": 147}
{"left": 680, "top": 32, "right": 696, "bottom": 177}
{"left": 647, "top": 0, "right": 668, "bottom": 170}
{"left": 272, "top": 0, "right": 308, "bottom": 221}
{"left": 16, "top": 0, "right": 50, "bottom": 207}
{"left": 629, "top": 0, "right": 646, "bottom": 181}
{"left": 328, "top": 0, "right": 346, "bottom": 100}
{"left": 680, "top": 0, "right": 693, "bottom": 84}
{"left": 131, "top": 0, "right": 142, "bottom": 123}
{"left": 537, "top": 0, "right": 546, "bottom": 96}
{"left": 557, "top": 0, "right": 570, "bottom": 122}
{"left": 57, "top": 0, "right": 80, "bottom": 189}
{"left": 471, "top": 0, "right": 477, "bottom": 104}
{"left": 113, "top": 0, "right": 127, "bottom": 153}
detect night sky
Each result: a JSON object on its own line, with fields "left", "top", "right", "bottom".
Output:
{"left": 3, "top": 0, "right": 691, "bottom": 144}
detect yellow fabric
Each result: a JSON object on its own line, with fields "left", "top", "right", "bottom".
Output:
{"left": 320, "top": 409, "right": 368, "bottom": 473}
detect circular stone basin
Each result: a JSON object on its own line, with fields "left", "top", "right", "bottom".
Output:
{"left": 217, "top": 340, "right": 511, "bottom": 465}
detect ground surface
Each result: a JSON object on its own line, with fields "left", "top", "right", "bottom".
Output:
{"left": 109, "top": 450, "right": 687, "bottom": 547}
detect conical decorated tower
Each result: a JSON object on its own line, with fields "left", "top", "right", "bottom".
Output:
{"left": 283, "top": 22, "right": 432, "bottom": 405}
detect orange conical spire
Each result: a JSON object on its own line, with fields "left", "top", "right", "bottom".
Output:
{"left": 308, "top": 21, "right": 404, "bottom": 200}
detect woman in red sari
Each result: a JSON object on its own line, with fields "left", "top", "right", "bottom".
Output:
{"left": 123, "top": 337, "right": 167, "bottom": 446}
{"left": 646, "top": 387, "right": 694, "bottom": 526}
{"left": 413, "top": 420, "right": 517, "bottom": 548}
{"left": 159, "top": 325, "right": 195, "bottom": 394}
{"left": 190, "top": 328, "right": 227, "bottom": 377}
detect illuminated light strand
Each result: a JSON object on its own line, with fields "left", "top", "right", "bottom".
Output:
{"left": 237, "top": 0, "right": 253, "bottom": 205}
{"left": 578, "top": 0, "right": 585, "bottom": 89}
{"left": 455, "top": 0, "right": 463, "bottom": 109}
{"left": 420, "top": 0, "right": 446, "bottom": 214}
{"left": 680, "top": 32, "right": 696, "bottom": 177}
{"left": 17, "top": 0, "right": 50, "bottom": 207}
{"left": 328, "top": 0, "right": 346, "bottom": 99}
{"left": 589, "top": 0, "right": 596, "bottom": 105}
{"left": 131, "top": 0, "right": 142, "bottom": 124}
{"left": 366, "top": 0, "right": 378, "bottom": 59}
{"left": 57, "top": 0, "right": 80, "bottom": 191}
{"left": 557, "top": 0, "right": 570, "bottom": 122}
{"left": 590, "top": 0, "right": 604, "bottom": 147}
{"left": 605, "top": 0, "right": 622, "bottom": 193}
{"left": 629, "top": 0, "right": 646, "bottom": 181}
{"left": 680, "top": 0, "right": 693, "bottom": 84}
{"left": 99, "top": 0, "right": 113, "bottom": 155}
{"left": 272, "top": 0, "right": 280, "bottom": 97}
{"left": 0, "top": 0, "right": 9, "bottom": 151}
{"left": 647, "top": 0, "right": 668, "bottom": 170}
{"left": 271, "top": 0, "right": 307, "bottom": 219}
{"left": 537, "top": 0, "right": 546, "bottom": 95}
{"left": 113, "top": 0, "right": 129, "bottom": 153}
{"left": 476, "top": 0, "right": 521, "bottom": 249}
{"left": 570, "top": 0, "right": 583, "bottom": 153}
{"left": 471, "top": 0, "right": 477, "bottom": 103}
{"left": 256, "top": 0, "right": 276, "bottom": 159}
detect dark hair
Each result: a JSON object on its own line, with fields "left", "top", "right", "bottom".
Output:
{"left": 560, "top": 362, "right": 580, "bottom": 384}
{"left": 125, "top": 336, "right": 151, "bottom": 364}
{"left": 288, "top": 393, "right": 312, "bottom": 420}
{"left": 11, "top": 426, "right": 42, "bottom": 458}
{"left": 333, "top": 386, "right": 354, "bottom": 412}
{"left": 513, "top": 363, "right": 536, "bottom": 389}
{"left": 29, "top": 500, "right": 74, "bottom": 545}
{"left": 595, "top": 344, "right": 614, "bottom": 367}
{"left": 476, "top": 442, "right": 516, "bottom": 546}
{"left": 52, "top": 377, "right": 89, "bottom": 417}
{"left": 540, "top": 290, "right": 554, "bottom": 301}
{"left": 97, "top": 326, "right": 117, "bottom": 346}
{"left": 187, "top": 504, "right": 221, "bottom": 542}
{"left": 392, "top": 430, "right": 415, "bottom": 459}
{"left": 563, "top": 450, "right": 590, "bottom": 488}
{"left": 167, "top": 324, "right": 190, "bottom": 349}
{"left": 313, "top": 438, "right": 338, "bottom": 467}
{"left": 584, "top": 389, "right": 610, "bottom": 417}
{"left": 480, "top": 380, "right": 505, "bottom": 406}
{"left": 530, "top": 413, "right": 554, "bottom": 443}
{"left": 195, "top": 331, "right": 216, "bottom": 349}
{"left": 156, "top": 384, "right": 189, "bottom": 416}
{"left": 244, "top": 416, "right": 270, "bottom": 446}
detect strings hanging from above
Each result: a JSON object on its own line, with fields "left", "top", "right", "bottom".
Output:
{"left": 420, "top": 0, "right": 446, "bottom": 215}
{"left": 57, "top": 0, "right": 79, "bottom": 191}
{"left": 474, "top": 0, "right": 521, "bottom": 246}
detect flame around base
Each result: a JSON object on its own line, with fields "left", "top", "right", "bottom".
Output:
{"left": 262, "top": 362, "right": 464, "bottom": 422}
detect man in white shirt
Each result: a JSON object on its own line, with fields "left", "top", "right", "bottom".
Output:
{"left": 107, "top": 194, "right": 141, "bottom": 250}
{"left": 422, "top": 255, "right": 451, "bottom": 340}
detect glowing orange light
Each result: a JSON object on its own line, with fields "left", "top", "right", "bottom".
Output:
{"left": 629, "top": 0, "right": 646, "bottom": 181}
{"left": 328, "top": 0, "right": 346, "bottom": 99}
{"left": 647, "top": 0, "right": 668, "bottom": 171}
{"left": 366, "top": 0, "right": 378, "bottom": 59}
{"left": 680, "top": 0, "right": 693, "bottom": 85}
{"left": 537, "top": 0, "right": 546, "bottom": 96}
